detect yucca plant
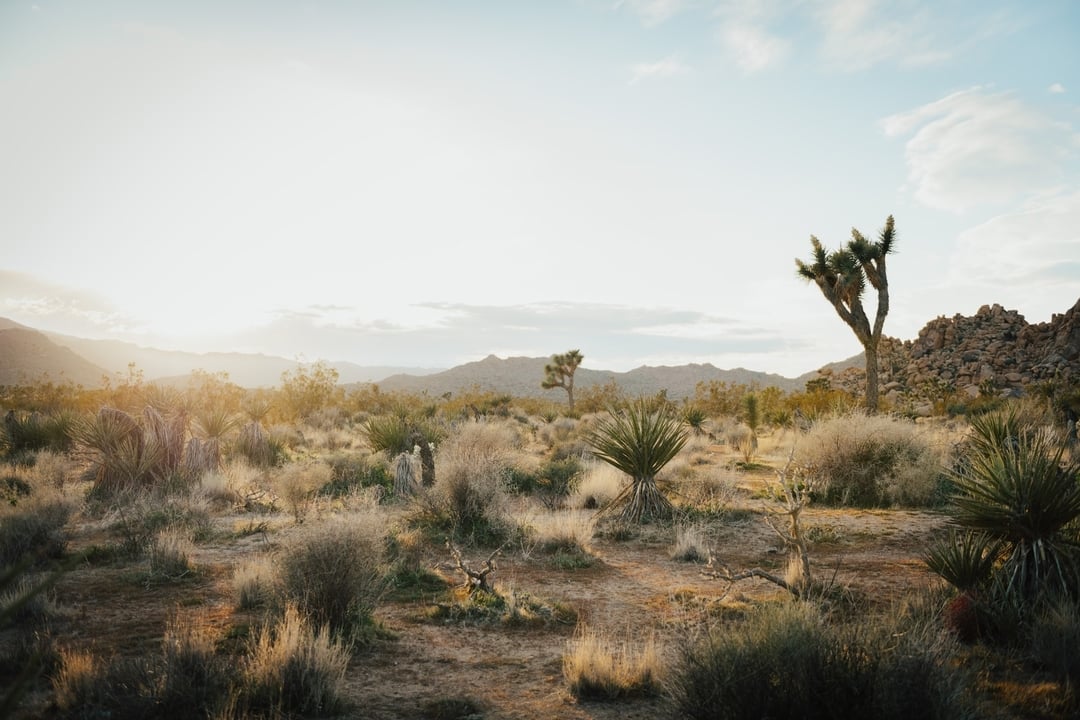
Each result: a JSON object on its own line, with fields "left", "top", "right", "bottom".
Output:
{"left": 587, "top": 399, "right": 687, "bottom": 523}
{"left": 924, "top": 530, "right": 1000, "bottom": 594}
{"left": 946, "top": 407, "right": 1080, "bottom": 600}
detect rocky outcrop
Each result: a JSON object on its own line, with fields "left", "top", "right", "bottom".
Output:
{"left": 812, "top": 299, "right": 1080, "bottom": 408}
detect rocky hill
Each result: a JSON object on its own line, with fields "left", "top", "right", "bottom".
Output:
{"left": 815, "top": 298, "right": 1080, "bottom": 408}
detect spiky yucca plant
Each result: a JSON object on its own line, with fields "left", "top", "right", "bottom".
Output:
{"left": 587, "top": 399, "right": 687, "bottom": 523}
{"left": 950, "top": 409, "right": 1080, "bottom": 599}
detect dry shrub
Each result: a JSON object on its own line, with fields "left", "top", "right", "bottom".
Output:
{"left": 563, "top": 625, "right": 663, "bottom": 700}
{"left": 149, "top": 528, "right": 194, "bottom": 579}
{"left": 272, "top": 460, "right": 332, "bottom": 523}
{"left": 232, "top": 556, "right": 277, "bottom": 610}
{"left": 668, "top": 602, "right": 978, "bottom": 720}
{"left": 423, "top": 421, "right": 522, "bottom": 544}
{"left": 570, "top": 459, "right": 626, "bottom": 510}
{"left": 797, "top": 412, "right": 945, "bottom": 507}
{"left": 679, "top": 467, "right": 743, "bottom": 512}
{"left": 537, "top": 417, "right": 578, "bottom": 448}
{"left": 243, "top": 603, "right": 349, "bottom": 716}
{"left": 671, "top": 524, "right": 709, "bottom": 562}
{"left": 159, "top": 614, "right": 231, "bottom": 718}
{"left": 52, "top": 647, "right": 100, "bottom": 711}
{"left": 0, "top": 494, "right": 73, "bottom": 570}
{"left": 521, "top": 509, "right": 596, "bottom": 556}
{"left": 25, "top": 449, "right": 76, "bottom": 489}
{"left": 278, "top": 513, "right": 389, "bottom": 639}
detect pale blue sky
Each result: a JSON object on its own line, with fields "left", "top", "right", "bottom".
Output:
{"left": 2, "top": 0, "right": 1078, "bottom": 377}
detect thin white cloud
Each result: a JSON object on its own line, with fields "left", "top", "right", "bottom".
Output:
{"left": 720, "top": 22, "right": 789, "bottom": 72}
{"left": 948, "top": 190, "right": 1080, "bottom": 316}
{"left": 629, "top": 54, "right": 690, "bottom": 83}
{"left": 814, "top": 0, "right": 950, "bottom": 70}
{"left": 614, "top": 0, "right": 685, "bottom": 26}
{"left": 1049, "top": 82, "right": 1066, "bottom": 94}
{"left": 712, "top": 0, "right": 791, "bottom": 73}
{"left": 881, "top": 88, "right": 1077, "bottom": 213}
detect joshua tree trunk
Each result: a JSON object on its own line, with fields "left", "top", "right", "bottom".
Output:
{"left": 863, "top": 343, "right": 880, "bottom": 413}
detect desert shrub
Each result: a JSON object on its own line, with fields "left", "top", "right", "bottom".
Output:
{"left": 416, "top": 421, "right": 521, "bottom": 545}
{"left": 563, "top": 626, "right": 662, "bottom": 700}
{"left": 232, "top": 556, "right": 277, "bottom": 610}
{"left": 797, "top": 412, "right": 944, "bottom": 507}
{"left": 0, "top": 493, "right": 72, "bottom": 569}
{"left": 278, "top": 514, "right": 389, "bottom": 640}
{"left": 52, "top": 649, "right": 158, "bottom": 719}
{"left": 24, "top": 449, "right": 76, "bottom": 489}
{"left": 158, "top": 615, "right": 231, "bottom": 719}
{"left": 1029, "top": 596, "right": 1080, "bottom": 697}
{"left": 506, "top": 456, "right": 582, "bottom": 509}
{"left": 108, "top": 495, "right": 214, "bottom": 559}
{"left": 319, "top": 451, "right": 393, "bottom": 497}
{"left": 148, "top": 529, "right": 195, "bottom": 580}
{"left": 668, "top": 602, "right": 979, "bottom": 720}
{"left": 1, "top": 410, "right": 76, "bottom": 459}
{"left": 232, "top": 421, "right": 286, "bottom": 468}
{"left": 271, "top": 460, "right": 332, "bottom": 523}
{"left": 242, "top": 603, "right": 349, "bottom": 716}
{"left": 571, "top": 459, "right": 626, "bottom": 510}
{"left": 671, "top": 524, "right": 709, "bottom": 562}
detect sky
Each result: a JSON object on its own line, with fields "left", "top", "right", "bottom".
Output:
{"left": 1, "top": 0, "right": 1078, "bottom": 378}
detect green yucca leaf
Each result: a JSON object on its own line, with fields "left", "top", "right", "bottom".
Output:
{"left": 587, "top": 400, "right": 687, "bottom": 482}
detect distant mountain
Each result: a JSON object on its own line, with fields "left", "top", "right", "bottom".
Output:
{"left": 0, "top": 320, "right": 109, "bottom": 386}
{"left": 41, "top": 332, "right": 441, "bottom": 388}
{"left": 372, "top": 354, "right": 810, "bottom": 400}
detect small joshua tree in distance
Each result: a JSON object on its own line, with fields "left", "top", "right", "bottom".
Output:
{"left": 542, "top": 350, "right": 584, "bottom": 412}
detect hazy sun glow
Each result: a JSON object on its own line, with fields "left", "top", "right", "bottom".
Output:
{"left": 1, "top": 1, "right": 1078, "bottom": 376}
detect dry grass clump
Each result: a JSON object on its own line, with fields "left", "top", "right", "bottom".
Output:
{"left": 419, "top": 420, "right": 524, "bottom": 544}
{"left": 536, "top": 416, "right": 578, "bottom": 448}
{"left": 0, "top": 496, "right": 73, "bottom": 570}
{"left": 159, "top": 614, "right": 231, "bottom": 717}
{"left": 232, "top": 555, "right": 277, "bottom": 610}
{"left": 671, "top": 524, "right": 709, "bottom": 562}
{"left": 278, "top": 512, "right": 390, "bottom": 640}
{"left": 243, "top": 603, "right": 349, "bottom": 716}
{"left": 519, "top": 510, "right": 596, "bottom": 566}
{"left": 23, "top": 449, "right": 77, "bottom": 489}
{"left": 796, "top": 412, "right": 946, "bottom": 507}
{"left": 570, "top": 459, "right": 626, "bottom": 510}
{"left": 148, "top": 528, "right": 195, "bottom": 579}
{"left": 271, "top": 460, "right": 332, "bottom": 523}
{"left": 563, "top": 625, "right": 663, "bottom": 700}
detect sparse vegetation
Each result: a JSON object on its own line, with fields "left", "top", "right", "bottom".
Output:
{"left": 2, "top": 370, "right": 1075, "bottom": 719}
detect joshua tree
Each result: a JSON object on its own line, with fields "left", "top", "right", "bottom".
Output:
{"left": 542, "top": 349, "right": 584, "bottom": 412}
{"left": 796, "top": 215, "right": 896, "bottom": 412}
{"left": 587, "top": 398, "right": 687, "bottom": 523}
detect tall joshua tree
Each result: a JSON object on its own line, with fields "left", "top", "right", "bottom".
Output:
{"left": 796, "top": 215, "right": 896, "bottom": 413}
{"left": 542, "top": 349, "right": 584, "bottom": 412}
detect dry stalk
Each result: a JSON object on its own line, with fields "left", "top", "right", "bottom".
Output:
{"left": 446, "top": 541, "right": 502, "bottom": 595}
{"left": 703, "top": 449, "right": 818, "bottom": 599}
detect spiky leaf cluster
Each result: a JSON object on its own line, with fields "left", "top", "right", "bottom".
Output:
{"left": 587, "top": 400, "right": 687, "bottom": 483}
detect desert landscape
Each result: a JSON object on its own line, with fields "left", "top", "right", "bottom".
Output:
{"left": 2, "top": 308, "right": 1080, "bottom": 719}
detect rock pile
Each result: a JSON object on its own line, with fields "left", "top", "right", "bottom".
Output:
{"left": 814, "top": 298, "right": 1080, "bottom": 410}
